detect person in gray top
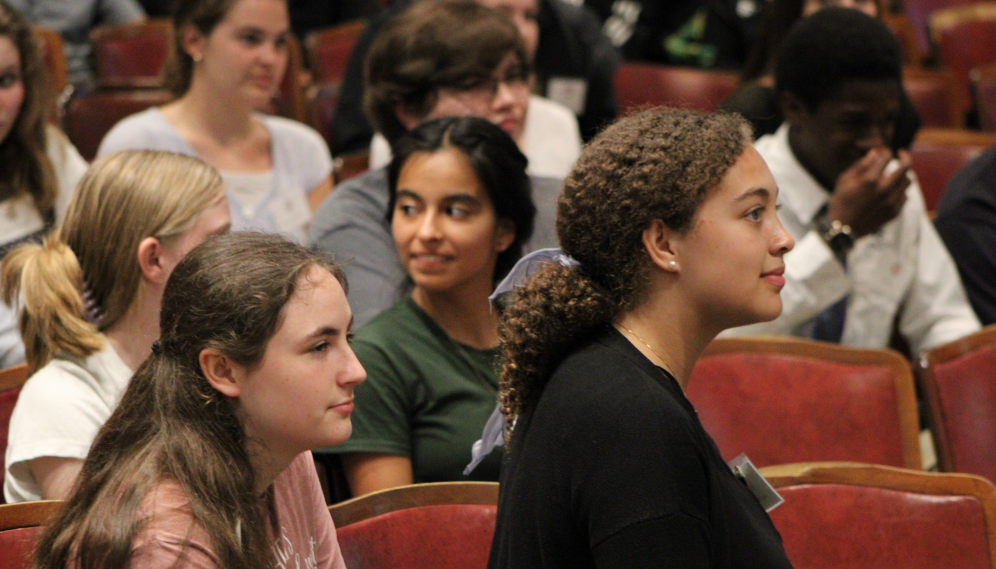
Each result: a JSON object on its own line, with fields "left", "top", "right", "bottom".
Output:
{"left": 310, "top": 168, "right": 561, "bottom": 328}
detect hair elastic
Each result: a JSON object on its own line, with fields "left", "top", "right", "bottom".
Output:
{"left": 488, "top": 248, "right": 580, "bottom": 311}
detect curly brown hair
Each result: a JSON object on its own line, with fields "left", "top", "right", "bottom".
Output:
{"left": 498, "top": 107, "right": 752, "bottom": 429}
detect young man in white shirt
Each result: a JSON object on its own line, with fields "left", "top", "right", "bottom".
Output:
{"left": 724, "top": 7, "right": 980, "bottom": 355}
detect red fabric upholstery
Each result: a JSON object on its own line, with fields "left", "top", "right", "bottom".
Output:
{"left": 335, "top": 504, "right": 496, "bottom": 569}
{"left": 931, "top": 7, "right": 996, "bottom": 102}
{"left": 0, "top": 388, "right": 22, "bottom": 504}
{"left": 91, "top": 21, "right": 172, "bottom": 88}
{"left": 903, "top": 68, "right": 962, "bottom": 127}
{"left": 686, "top": 353, "right": 906, "bottom": 467}
{"left": 63, "top": 89, "right": 174, "bottom": 160}
{"left": 932, "top": 344, "right": 996, "bottom": 482}
{"left": 911, "top": 137, "right": 989, "bottom": 212}
{"left": 305, "top": 21, "right": 365, "bottom": 86}
{"left": 901, "top": 0, "right": 979, "bottom": 54}
{"left": 614, "top": 63, "right": 738, "bottom": 116}
{"left": 0, "top": 526, "right": 44, "bottom": 569}
{"left": 770, "top": 483, "right": 991, "bottom": 569}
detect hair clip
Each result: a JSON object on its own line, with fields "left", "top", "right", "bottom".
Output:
{"left": 151, "top": 340, "right": 162, "bottom": 355}
{"left": 489, "top": 248, "right": 581, "bottom": 311}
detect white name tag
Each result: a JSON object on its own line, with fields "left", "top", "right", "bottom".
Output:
{"left": 546, "top": 77, "right": 588, "bottom": 115}
{"left": 729, "top": 454, "right": 784, "bottom": 512}
{"left": 269, "top": 191, "right": 312, "bottom": 235}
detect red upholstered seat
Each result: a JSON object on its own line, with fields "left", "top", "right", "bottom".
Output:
{"left": 305, "top": 21, "right": 365, "bottom": 87}
{"left": 762, "top": 463, "right": 996, "bottom": 569}
{"left": 329, "top": 482, "right": 498, "bottom": 569}
{"left": 686, "top": 337, "right": 920, "bottom": 469}
{"left": 0, "top": 501, "right": 62, "bottom": 569}
{"left": 919, "top": 326, "right": 996, "bottom": 483}
{"left": 0, "top": 364, "right": 29, "bottom": 505}
{"left": 90, "top": 19, "right": 173, "bottom": 88}
{"left": 903, "top": 67, "right": 964, "bottom": 127}
{"left": 613, "top": 63, "right": 739, "bottom": 116}
{"left": 900, "top": 0, "right": 979, "bottom": 55}
{"left": 62, "top": 88, "right": 175, "bottom": 160}
{"left": 930, "top": 4, "right": 996, "bottom": 106}
{"left": 910, "top": 128, "right": 996, "bottom": 213}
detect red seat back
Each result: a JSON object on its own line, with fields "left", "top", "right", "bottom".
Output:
{"left": 305, "top": 21, "right": 365, "bottom": 87}
{"left": 0, "top": 526, "right": 45, "bottom": 569}
{"left": 686, "top": 338, "right": 920, "bottom": 469}
{"left": 930, "top": 4, "right": 996, "bottom": 104}
{"left": 920, "top": 326, "right": 996, "bottom": 482}
{"left": 910, "top": 128, "right": 996, "bottom": 213}
{"left": 0, "top": 364, "right": 29, "bottom": 505}
{"left": 329, "top": 482, "right": 498, "bottom": 569}
{"left": 0, "top": 501, "right": 63, "bottom": 569}
{"left": 614, "top": 63, "right": 739, "bottom": 116}
{"left": 336, "top": 504, "right": 496, "bottom": 569}
{"left": 63, "top": 89, "right": 175, "bottom": 160}
{"left": 764, "top": 463, "right": 996, "bottom": 569}
{"left": 903, "top": 67, "right": 964, "bottom": 127}
{"left": 901, "top": 0, "right": 980, "bottom": 55}
{"left": 90, "top": 20, "right": 173, "bottom": 88}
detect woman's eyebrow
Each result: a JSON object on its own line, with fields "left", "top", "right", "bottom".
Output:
{"left": 735, "top": 187, "right": 772, "bottom": 203}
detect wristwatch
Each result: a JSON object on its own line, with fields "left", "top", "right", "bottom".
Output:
{"left": 814, "top": 213, "right": 854, "bottom": 259}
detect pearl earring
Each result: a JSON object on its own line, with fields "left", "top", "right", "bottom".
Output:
{"left": 667, "top": 261, "right": 678, "bottom": 270}
{"left": 192, "top": 53, "right": 203, "bottom": 63}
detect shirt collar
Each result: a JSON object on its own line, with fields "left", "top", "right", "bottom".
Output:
{"left": 762, "top": 123, "right": 832, "bottom": 225}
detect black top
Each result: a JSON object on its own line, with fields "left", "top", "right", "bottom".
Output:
{"left": 488, "top": 327, "right": 793, "bottom": 569}
{"left": 934, "top": 144, "right": 996, "bottom": 325}
{"left": 330, "top": 0, "right": 620, "bottom": 153}
{"left": 719, "top": 82, "right": 922, "bottom": 152}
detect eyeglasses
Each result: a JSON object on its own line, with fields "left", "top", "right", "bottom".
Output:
{"left": 448, "top": 65, "right": 531, "bottom": 99}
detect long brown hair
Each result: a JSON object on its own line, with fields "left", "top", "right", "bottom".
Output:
{"left": 0, "top": 151, "right": 225, "bottom": 371}
{"left": 32, "top": 233, "right": 346, "bottom": 569}
{"left": 497, "top": 108, "right": 751, "bottom": 429}
{"left": 0, "top": 0, "right": 57, "bottom": 217}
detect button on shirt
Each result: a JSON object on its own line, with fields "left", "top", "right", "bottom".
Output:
{"left": 724, "top": 124, "right": 980, "bottom": 355}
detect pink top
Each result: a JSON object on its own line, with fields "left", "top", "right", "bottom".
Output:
{"left": 130, "top": 451, "right": 346, "bottom": 569}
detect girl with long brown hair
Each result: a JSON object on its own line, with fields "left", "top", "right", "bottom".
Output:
{"left": 488, "top": 107, "right": 796, "bottom": 567}
{"left": 1, "top": 150, "right": 230, "bottom": 503}
{"left": 0, "top": 0, "right": 87, "bottom": 367}
{"left": 32, "top": 232, "right": 363, "bottom": 569}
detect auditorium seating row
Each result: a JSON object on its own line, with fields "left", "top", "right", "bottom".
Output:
{"left": 6, "top": 463, "right": 996, "bottom": 569}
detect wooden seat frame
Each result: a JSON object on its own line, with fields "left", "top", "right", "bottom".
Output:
{"left": 328, "top": 481, "right": 498, "bottom": 527}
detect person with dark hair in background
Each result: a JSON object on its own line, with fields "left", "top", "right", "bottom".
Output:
{"left": 32, "top": 232, "right": 363, "bottom": 568}
{"left": 719, "top": 0, "right": 920, "bottom": 149}
{"left": 0, "top": 0, "right": 88, "bottom": 368}
{"left": 935, "top": 144, "right": 996, "bottom": 325}
{"left": 330, "top": 0, "right": 617, "bottom": 154}
{"left": 310, "top": 0, "right": 561, "bottom": 329}
{"left": 326, "top": 116, "right": 534, "bottom": 496}
{"left": 488, "top": 107, "right": 795, "bottom": 568}
{"left": 724, "top": 8, "right": 978, "bottom": 352}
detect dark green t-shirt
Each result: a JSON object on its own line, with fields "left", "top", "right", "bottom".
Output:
{"left": 325, "top": 296, "right": 503, "bottom": 482}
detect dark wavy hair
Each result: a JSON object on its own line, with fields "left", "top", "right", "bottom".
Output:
{"left": 388, "top": 115, "right": 535, "bottom": 284}
{"left": 497, "top": 108, "right": 751, "bottom": 430}
{"left": 0, "top": 0, "right": 57, "bottom": 217}
{"left": 364, "top": 0, "right": 528, "bottom": 145}
{"left": 32, "top": 233, "right": 345, "bottom": 569}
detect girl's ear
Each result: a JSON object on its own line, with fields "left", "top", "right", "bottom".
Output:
{"left": 495, "top": 219, "right": 516, "bottom": 253}
{"left": 199, "top": 347, "right": 243, "bottom": 398}
{"left": 642, "top": 218, "right": 682, "bottom": 273}
{"left": 180, "top": 23, "right": 206, "bottom": 61}
{"left": 137, "top": 237, "right": 170, "bottom": 284}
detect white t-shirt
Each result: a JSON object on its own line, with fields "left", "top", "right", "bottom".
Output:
{"left": 368, "top": 95, "right": 582, "bottom": 180}
{"left": 0, "top": 126, "right": 88, "bottom": 369}
{"left": 4, "top": 344, "right": 132, "bottom": 503}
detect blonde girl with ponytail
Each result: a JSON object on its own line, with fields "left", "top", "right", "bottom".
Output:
{"left": 1, "top": 150, "right": 230, "bottom": 503}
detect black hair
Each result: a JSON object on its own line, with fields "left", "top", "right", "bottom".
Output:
{"left": 775, "top": 7, "right": 901, "bottom": 111}
{"left": 387, "top": 116, "right": 536, "bottom": 283}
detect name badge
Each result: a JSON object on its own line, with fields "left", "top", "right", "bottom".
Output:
{"left": 546, "top": 77, "right": 588, "bottom": 115}
{"left": 269, "top": 191, "right": 312, "bottom": 235}
{"left": 729, "top": 454, "right": 784, "bottom": 512}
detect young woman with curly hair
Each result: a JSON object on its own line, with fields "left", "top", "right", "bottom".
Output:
{"left": 487, "top": 107, "right": 796, "bottom": 568}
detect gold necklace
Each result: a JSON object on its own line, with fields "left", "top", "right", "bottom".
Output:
{"left": 616, "top": 324, "right": 677, "bottom": 378}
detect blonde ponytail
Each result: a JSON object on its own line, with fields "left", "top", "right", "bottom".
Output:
{"left": 1, "top": 235, "right": 103, "bottom": 371}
